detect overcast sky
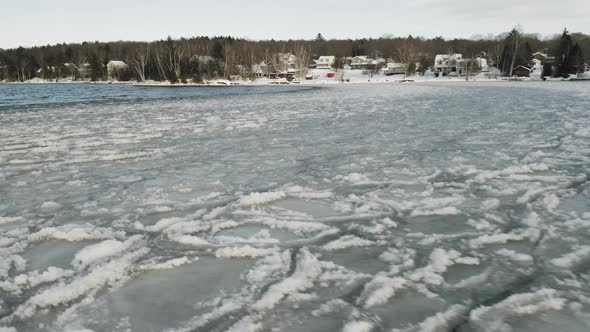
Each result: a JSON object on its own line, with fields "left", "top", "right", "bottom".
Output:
{"left": 2, "top": 0, "right": 589, "bottom": 49}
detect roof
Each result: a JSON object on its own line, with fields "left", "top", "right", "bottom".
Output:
{"left": 107, "top": 60, "right": 127, "bottom": 67}
{"left": 512, "top": 65, "right": 532, "bottom": 71}
{"left": 435, "top": 54, "right": 462, "bottom": 60}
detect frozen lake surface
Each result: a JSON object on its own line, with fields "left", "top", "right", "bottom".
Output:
{"left": 1, "top": 82, "right": 590, "bottom": 332}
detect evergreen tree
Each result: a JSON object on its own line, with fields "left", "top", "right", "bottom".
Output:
{"left": 332, "top": 57, "right": 344, "bottom": 69}
{"left": 314, "top": 33, "right": 325, "bottom": 42}
{"left": 352, "top": 39, "right": 369, "bottom": 56}
{"left": 212, "top": 41, "right": 225, "bottom": 61}
{"left": 88, "top": 53, "right": 102, "bottom": 82}
{"left": 498, "top": 29, "right": 520, "bottom": 76}
{"left": 568, "top": 43, "right": 584, "bottom": 75}
{"left": 555, "top": 29, "right": 574, "bottom": 77}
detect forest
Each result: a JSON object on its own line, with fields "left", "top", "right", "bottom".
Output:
{"left": 1, "top": 28, "right": 588, "bottom": 82}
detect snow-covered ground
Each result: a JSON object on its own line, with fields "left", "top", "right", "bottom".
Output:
{"left": 1, "top": 82, "right": 590, "bottom": 331}
{"left": 13, "top": 68, "right": 590, "bottom": 86}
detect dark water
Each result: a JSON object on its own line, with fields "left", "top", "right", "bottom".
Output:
{"left": 0, "top": 83, "right": 312, "bottom": 109}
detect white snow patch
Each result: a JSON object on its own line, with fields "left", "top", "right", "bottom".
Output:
{"left": 323, "top": 235, "right": 375, "bottom": 251}
{"left": 551, "top": 246, "right": 590, "bottom": 268}
{"left": 411, "top": 206, "right": 461, "bottom": 217}
{"left": 29, "top": 224, "right": 125, "bottom": 242}
{"left": 137, "top": 257, "right": 193, "bottom": 270}
{"left": 41, "top": 201, "right": 62, "bottom": 212}
{"left": 239, "top": 191, "right": 286, "bottom": 206}
{"left": 72, "top": 236, "right": 143, "bottom": 270}
{"left": 170, "top": 234, "right": 210, "bottom": 246}
{"left": 253, "top": 248, "right": 321, "bottom": 310}
{"left": 495, "top": 249, "right": 533, "bottom": 263}
{"left": 416, "top": 304, "right": 467, "bottom": 332}
{"left": 225, "top": 316, "right": 263, "bottom": 332}
{"left": 215, "top": 245, "right": 277, "bottom": 258}
{"left": 481, "top": 199, "right": 500, "bottom": 211}
{"left": 361, "top": 274, "right": 407, "bottom": 308}
{"left": 14, "top": 248, "right": 149, "bottom": 318}
{"left": 470, "top": 289, "right": 566, "bottom": 331}
{"left": 341, "top": 320, "right": 373, "bottom": 332}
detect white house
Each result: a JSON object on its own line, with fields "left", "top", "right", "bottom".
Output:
{"left": 251, "top": 62, "right": 268, "bottom": 78}
{"left": 316, "top": 56, "right": 335, "bottom": 69}
{"left": 433, "top": 54, "right": 462, "bottom": 74}
{"left": 350, "top": 56, "right": 371, "bottom": 69}
{"left": 106, "top": 60, "right": 128, "bottom": 79}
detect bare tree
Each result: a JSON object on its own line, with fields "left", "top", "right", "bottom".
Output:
{"left": 294, "top": 43, "right": 311, "bottom": 81}
{"left": 460, "top": 56, "right": 481, "bottom": 81}
{"left": 508, "top": 28, "right": 522, "bottom": 77}
{"left": 395, "top": 41, "right": 417, "bottom": 78}
{"left": 132, "top": 44, "right": 149, "bottom": 82}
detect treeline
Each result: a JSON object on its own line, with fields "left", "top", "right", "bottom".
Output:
{"left": 497, "top": 29, "right": 586, "bottom": 78}
{"left": 1, "top": 29, "right": 589, "bottom": 82}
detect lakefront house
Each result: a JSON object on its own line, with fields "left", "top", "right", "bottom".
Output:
{"left": 433, "top": 54, "right": 462, "bottom": 75}
{"left": 106, "top": 60, "right": 128, "bottom": 79}
{"left": 316, "top": 56, "right": 335, "bottom": 69}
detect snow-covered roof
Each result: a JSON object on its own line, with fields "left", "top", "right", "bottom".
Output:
{"left": 532, "top": 52, "right": 547, "bottom": 58}
{"left": 435, "top": 54, "right": 462, "bottom": 61}
{"left": 317, "top": 56, "right": 335, "bottom": 64}
{"left": 107, "top": 60, "right": 127, "bottom": 67}
{"left": 512, "top": 65, "right": 532, "bottom": 71}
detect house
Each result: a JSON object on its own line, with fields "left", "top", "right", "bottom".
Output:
{"left": 78, "top": 63, "right": 92, "bottom": 79}
{"left": 316, "top": 56, "right": 335, "bottom": 69}
{"left": 63, "top": 63, "right": 78, "bottom": 70}
{"left": 385, "top": 63, "right": 406, "bottom": 75}
{"left": 454, "top": 57, "right": 488, "bottom": 75}
{"left": 251, "top": 62, "right": 268, "bottom": 78}
{"left": 350, "top": 56, "right": 371, "bottom": 70}
{"left": 106, "top": 60, "right": 128, "bottom": 79}
{"left": 532, "top": 52, "right": 548, "bottom": 62}
{"left": 62, "top": 63, "right": 78, "bottom": 77}
{"left": 433, "top": 54, "right": 462, "bottom": 75}
{"left": 512, "top": 65, "right": 532, "bottom": 77}
{"left": 276, "top": 53, "right": 297, "bottom": 70}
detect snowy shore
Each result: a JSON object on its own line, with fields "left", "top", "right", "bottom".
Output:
{"left": 4, "top": 69, "right": 588, "bottom": 87}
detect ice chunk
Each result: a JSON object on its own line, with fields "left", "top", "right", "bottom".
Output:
{"left": 215, "top": 245, "right": 278, "bottom": 258}
{"left": 470, "top": 289, "right": 566, "bottom": 331}
{"left": 323, "top": 235, "right": 375, "bottom": 251}
{"left": 551, "top": 246, "right": 590, "bottom": 268}
{"left": 239, "top": 191, "right": 286, "bottom": 206}
{"left": 253, "top": 248, "right": 321, "bottom": 310}
{"left": 341, "top": 320, "right": 373, "bottom": 332}
{"left": 40, "top": 201, "right": 62, "bottom": 212}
